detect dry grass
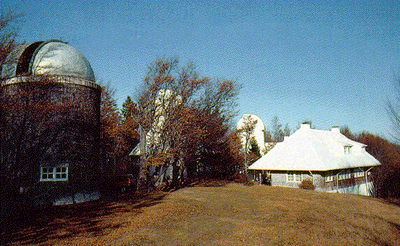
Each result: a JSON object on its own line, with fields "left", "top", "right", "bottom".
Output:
{"left": 4, "top": 183, "right": 400, "bottom": 245}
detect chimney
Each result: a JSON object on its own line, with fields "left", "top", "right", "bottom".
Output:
{"left": 331, "top": 126, "right": 340, "bottom": 134}
{"left": 300, "top": 123, "right": 311, "bottom": 130}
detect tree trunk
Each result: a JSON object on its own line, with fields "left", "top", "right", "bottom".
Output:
{"left": 137, "top": 124, "right": 148, "bottom": 192}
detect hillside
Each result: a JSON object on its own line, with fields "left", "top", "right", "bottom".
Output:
{"left": 6, "top": 183, "right": 400, "bottom": 245}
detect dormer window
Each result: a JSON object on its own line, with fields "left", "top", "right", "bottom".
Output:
{"left": 344, "top": 146, "right": 352, "bottom": 154}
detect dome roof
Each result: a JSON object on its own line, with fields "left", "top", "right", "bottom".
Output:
{"left": 237, "top": 114, "right": 265, "bottom": 132}
{"left": 1, "top": 40, "right": 95, "bottom": 82}
{"left": 237, "top": 114, "right": 266, "bottom": 154}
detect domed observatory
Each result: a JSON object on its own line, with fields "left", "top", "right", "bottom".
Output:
{"left": 0, "top": 40, "right": 101, "bottom": 206}
{"left": 237, "top": 114, "right": 266, "bottom": 155}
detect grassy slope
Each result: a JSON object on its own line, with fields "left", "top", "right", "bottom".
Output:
{"left": 9, "top": 183, "right": 400, "bottom": 246}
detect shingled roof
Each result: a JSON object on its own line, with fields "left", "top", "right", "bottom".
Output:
{"left": 249, "top": 123, "right": 380, "bottom": 171}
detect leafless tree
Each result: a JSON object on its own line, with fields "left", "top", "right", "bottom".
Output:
{"left": 387, "top": 78, "right": 400, "bottom": 142}
{"left": 135, "top": 58, "right": 239, "bottom": 190}
{"left": 237, "top": 115, "right": 257, "bottom": 174}
{"left": 0, "top": 5, "right": 23, "bottom": 70}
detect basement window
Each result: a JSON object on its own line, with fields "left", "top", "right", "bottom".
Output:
{"left": 40, "top": 166, "right": 68, "bottom": 181}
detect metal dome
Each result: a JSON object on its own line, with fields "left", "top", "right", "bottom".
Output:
{"left": 1, "top": 40, "right": 95, "bottom": 82}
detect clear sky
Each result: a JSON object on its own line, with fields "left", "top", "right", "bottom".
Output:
{"left": 4, "top": 0, "right": 400, "bottom": 138}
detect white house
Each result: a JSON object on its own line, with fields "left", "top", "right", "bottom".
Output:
{"left": 248, "top": 123, "right": 381, "bottom": 196}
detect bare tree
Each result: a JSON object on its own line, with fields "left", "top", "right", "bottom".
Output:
{"left": 135, "top": 58, "right": 239, "bottom": 189}
{"left": 283, "top": 123, "right": 291, "bottom": 137}
{"left": 237, "top": 115, "right": 257, "bottom": 174}
{"left": 387, "top": 78, "right": 400, "bottom": 142}
{"left": 99, "top": 87, "right": 139, "bottom": 176}
{"left": 356, "top": 132, "right": 400, "bottom": 198}
{"left": 0, "top": 5, "right": 23, "bottom": 70}
{"left": 340, "top": 126, "right": 400, "bottom": 198}
{"left": 271, "top": 116, "right": 284, "bottom": 142}
{"left": 99, "top": 84, "right": 121, "bottom": 174}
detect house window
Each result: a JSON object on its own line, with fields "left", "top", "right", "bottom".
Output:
{"left": 287, "top": 172, "right": 294, "bottom": 182}
{"left": 41, "top": 167, "right": 54, "bottom": 180}
{"left": 295, "top": 173, "right": 302, "bottom": 182}
{"left": 344, "top": 146, "right": 352, "bottom": 154}
{"left": 325, "top": 172, "right": 334, "bottom": 182}
{"left": 287, "top": 172, "right": 302, "bottom": 182}
{"left": 40, "top": 166, "right": 68, "bottom": 181}
{"left": 354, "top": 169, "right": 365, "bottom": 178}
{"left": 338, "top": 170, "right": 351, "bottom": 180}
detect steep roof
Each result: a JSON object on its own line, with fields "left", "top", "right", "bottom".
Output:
{"left": 248, "top": 124, "right": 380, "bottom": 171}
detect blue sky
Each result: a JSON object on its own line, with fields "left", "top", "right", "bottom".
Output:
{"left": 5, "top": 0, "right": 400, "bottom": 138}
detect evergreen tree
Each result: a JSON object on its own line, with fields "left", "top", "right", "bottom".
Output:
{"left": 271, "top": 116, "right": 283, "bottom": 142}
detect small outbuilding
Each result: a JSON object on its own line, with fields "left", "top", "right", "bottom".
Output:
{"left": 248, "top": 123, "right": 380, "bottom": 196}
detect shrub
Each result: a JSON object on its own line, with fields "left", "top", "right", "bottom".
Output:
{"left": 230, "top": 173, "right": 254, "bottom": 186}
{"left": 299, "top": 179, "right": 315, "bottom": 190}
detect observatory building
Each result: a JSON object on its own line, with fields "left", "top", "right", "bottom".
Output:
{"left": 0, "top": 40, "right": 101, "bottom": 206}
{"left": 237, "top": 114, "right": 266, "bottom": 155}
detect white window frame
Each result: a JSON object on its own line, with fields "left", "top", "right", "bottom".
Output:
{"left": 40, "top": 166, "right": 68, "bottom": 181}
{"left": 295, "top": 173, "right": 302, "bottom": 182}
{"left": 325, "top": 172, "right": 334, "bottom": 182}
{"left": 287, "top": 172, "right": 294, "bottom": 182}
{"left": 287, "top": 172, "right": 302, "bottom": 182}
{"left": 338, "top": 170, "right": 351, "bottom": 180}
{"left": 354, "top": 169, "right": 365, "bottom": 178}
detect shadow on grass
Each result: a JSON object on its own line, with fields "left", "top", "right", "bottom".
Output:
{"left": 1, "top": 191, "right": 167, "bottom": 245}
{"left": 351, "top": 212, "right": 400, "bottom": 245}
{"left": 366, "top": 220, "right": 400, "bottom": 245}
{"left": 383, "top": 197, "right": 400, "bottom": 207}
{"left": 186, "top": 178, "right": 231, "bottom": 188}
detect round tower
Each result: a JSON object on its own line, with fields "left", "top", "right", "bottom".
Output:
{"left": 0, "top": 40, "right": 101, "bottom": 206}
{"left": 237, "top": 114, "right": 266, "bottom": 155}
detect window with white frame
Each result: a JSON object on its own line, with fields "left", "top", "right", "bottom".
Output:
{"left": 338, "top": 170, "right": 351, "bottom": 180}
{"left": 295, "top": 173, "right": 302, "bottom": 182}
{"left": 325, "top": 172, "right": 334, "bottom": 182}
{"left": 287, "top": 172, "right": 294, "bottom": 182}
{"left": 40, "top": 166, "right": 68, "bottom": 181}
{"left": 354, "top": 169, "right": 365, "bottom": 178}
{"left": 287, "top": 172, "right": 302, "bottom": 182}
